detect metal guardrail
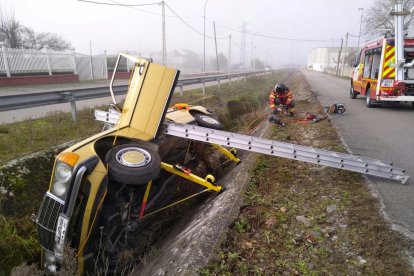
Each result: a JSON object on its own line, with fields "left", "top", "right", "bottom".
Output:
{"left": 0, "top": 71, "right": 271, "bottom": 113}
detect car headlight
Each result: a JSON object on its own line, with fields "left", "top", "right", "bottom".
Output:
{"left": 50, "top": 152, "right": 80, "bottom": 201}
{"left": 43, "top": 250, "right": 57, "bottom": 273}
{"left": 44, "top": 250, "right": 56, "bottom": 263}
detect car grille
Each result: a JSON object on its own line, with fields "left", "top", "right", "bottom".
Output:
{"left": 36, "top": 193, "right": 64, "bottom": 251}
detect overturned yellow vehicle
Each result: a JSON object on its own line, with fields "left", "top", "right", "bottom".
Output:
{"left": 35, "top": 53, "right": 236, "bottom": 274}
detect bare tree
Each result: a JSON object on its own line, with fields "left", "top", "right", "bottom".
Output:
{"left": 363, "top": 0, "right": 414, "bottom": 37}
{"left": 0, "top": 9, "right": 72, "bottom": 51}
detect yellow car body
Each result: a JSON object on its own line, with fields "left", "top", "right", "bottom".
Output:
{"left": 37, "top": 54, "right": 180, "bottom": 273}
{"left": 36, "top": 52, "right": 229, "bottom": 274}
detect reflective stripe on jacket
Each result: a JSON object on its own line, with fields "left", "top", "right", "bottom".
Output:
{"left": 269, "top": 89, "right": 292, "bottom": 109}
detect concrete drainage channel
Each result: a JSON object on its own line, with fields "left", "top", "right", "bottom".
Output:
{"left": 136, "top": 124, "right": 270, "bottom": 275}
{"left": 0, "top": 123, "right": 269, "bottom": 274}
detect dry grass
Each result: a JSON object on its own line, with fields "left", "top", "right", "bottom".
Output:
{"left": 0, "top": 108, "right": 103, "bottom": 166}
{"left": 202, "top": 72, "right": 414, "bottom": 275}
{"left": 0, "top": 72, "right": 284, "bottom": 274}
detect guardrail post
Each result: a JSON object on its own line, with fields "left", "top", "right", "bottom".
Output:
{"left": 237, "top": 75, "right": 240, "bottom": 83}
{"left": 229, "top": 77, "right": 231, "bottom": 85}
{"left": 217, "top": 79, "right": 220, "bottom": 88}
{"left": 89, "top": 54, "right": 94, "bottom": 80}
{"left": 44, "top": 46, "right": 52, "bottom": 76}
{"left": 180, "top": 84, "right": 184, "bottom": 96}
{"left": 202, "top": 82, "right": 206, "bottom": 94}
{"left": 103, "top": 50, "right": 108, "bottom": 79}
{"left": 61, "top": 92, "right": 77, "bottom": 121}
{"left": 0, "top": 43, "right": 10, "bottom": 77}
{"left": 72, "top": 49, "right": 77, "bottom": 75}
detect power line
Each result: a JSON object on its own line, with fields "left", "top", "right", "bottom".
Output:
{"left": 214, "top": 22, "right": 341, "bottom": 42}
{"left": 231, "top": 37, "right": 241, "bottom": 50}
{"left": 78, "top": 0, "right": 341, "bottom": 43}
{"left": 77, "top": 0, "right": 227, "bottom": 40}
{"left": 77, "top": 0, "right": 158, "bottom": 7}
{"left": 166, "top": 3, "right": 203, "bottom": 19}
{"left": 164, "top": 3, "right": 227, "bottom": 40}
{"left": 245, "top": 30, "right": 341, "bottom": 42}
{"left": 77, "top": 0, "right": 196, "bottom": 18}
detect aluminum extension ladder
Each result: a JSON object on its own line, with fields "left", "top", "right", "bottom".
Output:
{"left": 164, "top": 123, "right": 409, "bottom": 184}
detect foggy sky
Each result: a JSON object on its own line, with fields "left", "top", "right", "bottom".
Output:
{"left": 1, "top": 0, "right": 376, "bottom": 68}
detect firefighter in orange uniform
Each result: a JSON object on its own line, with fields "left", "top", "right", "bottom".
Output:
{"left": 269, "top": 83, "right": 296, "bottom": 121}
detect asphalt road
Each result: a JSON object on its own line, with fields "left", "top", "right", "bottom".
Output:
{"left": 303, "top": 70, "right": 414, "bottom": 239}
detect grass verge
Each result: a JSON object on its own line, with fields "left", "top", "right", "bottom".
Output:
{"left": 201, "top": 73, "right": 414, "bottom": 275}
{"left": 0, "top": 109, "right": 102, "bottom": 166}
{"left": 0, "top": 71, "right": 288, "bottom": 274}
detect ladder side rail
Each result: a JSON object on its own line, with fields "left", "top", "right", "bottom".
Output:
{"left": 173, "top": 123, "right": 399, "bottom": 169}
{"left": 164, "top": 123, "right": 408, "bottom": 184}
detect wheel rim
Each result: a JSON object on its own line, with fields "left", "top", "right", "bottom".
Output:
{"left": 115, "top": 147, "right": 151, "bottom": 167}
{"left": 200, "top": 115, "right": 219, "bottom": 125}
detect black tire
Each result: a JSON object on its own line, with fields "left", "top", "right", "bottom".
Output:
{"left": 350, "top": 85, "right": 358, "bottom": 99}
{"left": 108, "top": 144, "right": 161, "bottom": 185}
{"left": 366, "top": 88, "right": 374, "bottom": 108}
{"left": 194, "top": 114, "right": 224, "bottom": 130}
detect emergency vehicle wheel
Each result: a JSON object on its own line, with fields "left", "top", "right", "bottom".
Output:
{"left": 350, "top": 86, "right": 358, "bottom": 99}
{"left": 194, "top": 114, "right": 224, "bottom": 130}
{"left": 366, "top": 88, "right": 374, "bottom": 108}
{"left": 108, "top": 144, "right": 161, "bottom": 185}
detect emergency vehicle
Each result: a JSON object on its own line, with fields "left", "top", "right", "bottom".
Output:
{"left": 350, "top": 3, "right": 414, "bottom": 107}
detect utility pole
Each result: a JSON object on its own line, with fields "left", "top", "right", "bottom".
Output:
{"left": 253, "top": 46, "right": 256, "bottom": 71}
{"left": 336, "top": 38, "right": 343, "bottom": 76}
{"left": 213, "top": 21, "right": 219, "bottom": 72}
{"left": 228, "top": 34, "right": 231, "bottom": 73}
{"left": 341, "top": 32, "right": 349, "bottom": 76}
{"left": 202, "top": 0, "right": 209, "bottom": 93}
{"left": 240, "top": 22, "right": 247, "bottom": 70}
{"left": 357, "top": 8, "right": 364, "bottom": 50}
{"left": 161, "top": 1, "right": 166, "bottom": 65}
{"left": 89, "top": 40, "right": 94, "bottom": 79}
{"left": 203, "top": 0, "right": 209, "bottom": 74}
{"left": 250, "top": 38, "right": 253, "bottom": 71}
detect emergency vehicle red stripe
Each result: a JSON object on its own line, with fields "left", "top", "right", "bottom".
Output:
{"left": 384, "top": 54, "right": 393, "bottom": 64}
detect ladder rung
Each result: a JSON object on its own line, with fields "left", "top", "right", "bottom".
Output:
{"left": 164, "top": 123, "right": 409, "bottom": 184}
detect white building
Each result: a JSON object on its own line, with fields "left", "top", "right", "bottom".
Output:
{"left": 307, "top": 47, "right": 358, "bottom": 74}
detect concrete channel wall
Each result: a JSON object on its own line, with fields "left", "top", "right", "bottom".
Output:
{"left": 136, "top": 124, "right": 270, "bottom": 275}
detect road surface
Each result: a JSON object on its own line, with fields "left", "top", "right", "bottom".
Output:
{"left": 303, "top": 70, "right": 414, "bottom": 239}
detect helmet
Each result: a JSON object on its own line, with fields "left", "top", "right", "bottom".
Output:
{"left": 275, "top": 83, "right": 288, "bottom": 93}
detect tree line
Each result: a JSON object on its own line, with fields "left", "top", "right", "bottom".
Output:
{"left": 0, "top": 10, "right": 72, "bottom": 51}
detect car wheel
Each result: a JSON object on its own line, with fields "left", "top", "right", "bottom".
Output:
{"left": 194, "top": 114, "right": 224, "bottom": 130}
{"left": 350, "top": 85, "right": 358, "bottom": 99}
{"left": 108, "top": 144, "right": 161, "bottom": 185}
{"left": 366, "top": 88, "right": 374, "bottom": 108}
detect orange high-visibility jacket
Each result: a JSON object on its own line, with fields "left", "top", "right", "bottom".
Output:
{"left": 269, "top": 89, "right": 292, "bottom": 110}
